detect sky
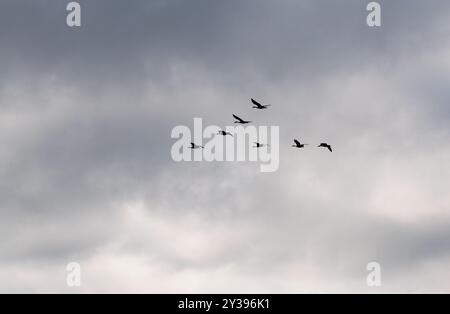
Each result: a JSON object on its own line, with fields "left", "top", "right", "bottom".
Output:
{"left": 1, "top": 0, "right": 450, "bottom": 293}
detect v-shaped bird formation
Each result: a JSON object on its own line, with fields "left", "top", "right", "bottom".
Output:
{"left": 191, "top": 98, "right": 333, "bottom": 152}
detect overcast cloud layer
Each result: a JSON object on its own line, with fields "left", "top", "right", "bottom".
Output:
{"left": 1, "top": 0, "right": 450, "bottom": 293}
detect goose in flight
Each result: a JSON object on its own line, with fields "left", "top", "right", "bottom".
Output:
{"left": 189, "top": 142, "right": 204, "bottom": 149}
{"left": 318, "top": 143, "right": 332, "bottom": 152}
{"left": 292, "top": 139, "right": 308, "bottom": 148}
{"left": 253, "top": 142, "right": 269, "bottom": 148}
{"left": 233, "top": 114, "right": 252, "bottom": 124}
{"left": 217, "top": 130, "right": 233, "bottom": 136}
{"left": 251, "top": 98, "right": 271, "bottom": 110}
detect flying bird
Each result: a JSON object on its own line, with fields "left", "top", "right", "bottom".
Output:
{"left": 254, "top": 142, "right": 269, "bottom": 148}
{"left": 189, "top": 142, "right": 204, "bottom": 149}
{"left": 292, "top": 139, "right": 308, "bottom": 148}
{"left": 251, "top": 98, "right": 271, "bottom": 110}
{"left": 318, "top": 143, "right": 332, "bottom": 152}
{"left": 233, "top": 114, "right": 252, "bottom": 124}
{"left": 217, "top": 130, "right": 233, "bottom": 136}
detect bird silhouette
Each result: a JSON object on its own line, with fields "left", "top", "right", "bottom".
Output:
{"left": 217, "top": 130, "right": 233, "bottom": 136}
{"left": 253, "top": 142, "right": 269, "bottom": 148}
{"left": 251, "top": 98, "right": 271, "bottom": 110}
{"left": 189, "top": 142, "right": 204, "bottom": 149}
{"left": 318, "top": 143, "right": 332, "bottom": 152}
{"left": 233, "top": 114, "right": 252, "bottom": 124}
{"left": 292, "top": 139, "right": 308, "bottom": 148}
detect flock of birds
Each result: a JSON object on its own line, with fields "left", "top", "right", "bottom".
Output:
{"left": 190, "top": 98, "right": 333, "bottom": 152}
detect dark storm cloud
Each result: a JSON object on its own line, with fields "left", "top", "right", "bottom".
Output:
{"left": 0, "top": 0, "right": 448, "bottom": 86}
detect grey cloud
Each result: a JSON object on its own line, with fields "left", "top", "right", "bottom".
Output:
{"left": 1, "top": 0, "right": 448, "bottom": 86}
{"left": 1, "top": 0, "right": 450, "bottom": 293}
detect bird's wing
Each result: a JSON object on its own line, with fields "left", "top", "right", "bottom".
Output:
{"left": 328, "top": 146, "right": 332, "bottom": 152}
{"left": 294, "top": 139, "right": 301, "bottom": 146}
{"left": 233, "top": 114, "right": 244, "bottom": 122}
{"left": 251, "top": 99, "right": 263, "bottom": 107}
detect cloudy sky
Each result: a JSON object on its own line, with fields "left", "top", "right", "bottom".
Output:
{"left": 1, "top": 0, "right": 450, "bottom": 293}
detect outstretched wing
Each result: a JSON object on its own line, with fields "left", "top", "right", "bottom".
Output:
{"left": 328, "top": 146, "right": 333, "bottom": 152}
{"left": 251, "top": 98, "right": 263, "bottom": 108}
{"left": 294, "top": 139, "right": 301, "bottom": 146}
{"left": 233, "top": 114, "right": 244, "bottom": 122}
